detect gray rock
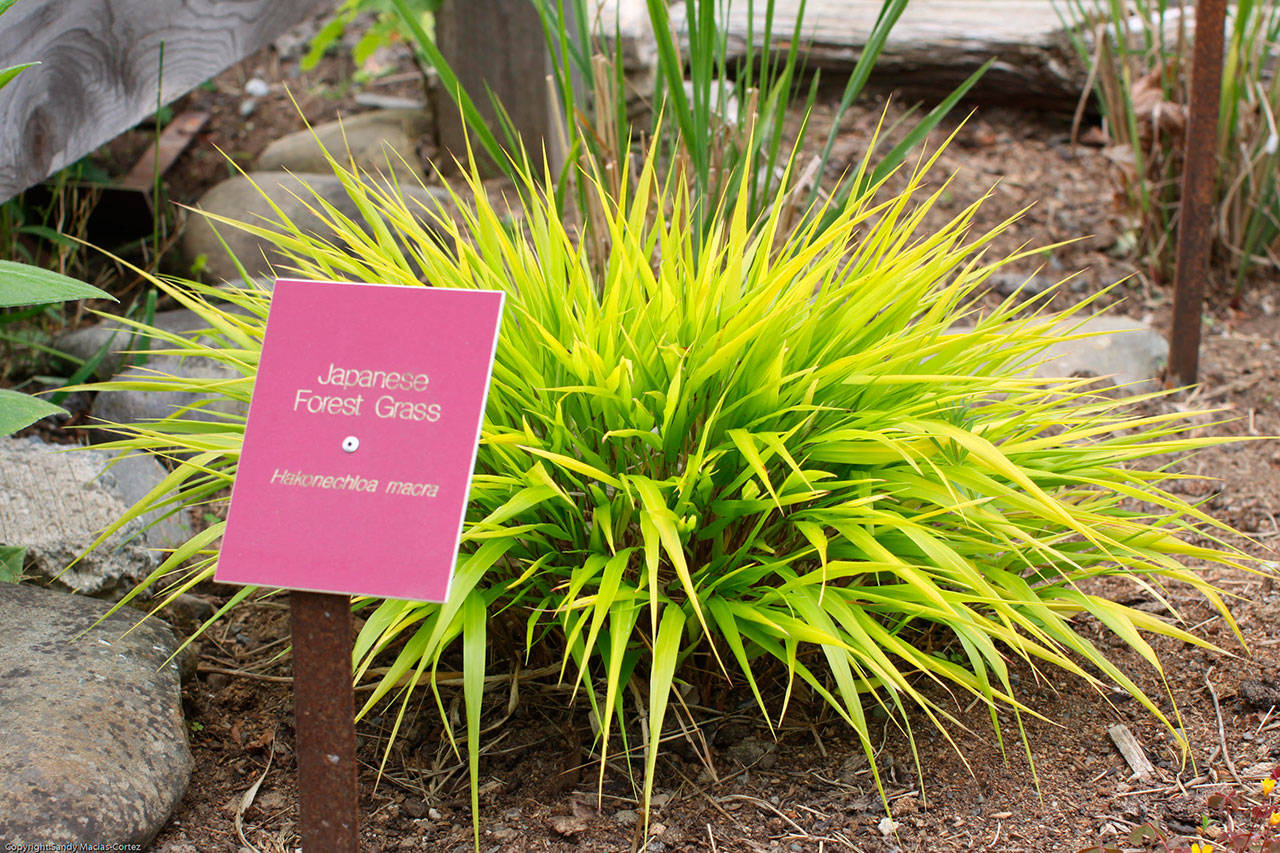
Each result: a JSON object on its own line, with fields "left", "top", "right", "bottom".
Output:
{"left": 1238, "top": 678, "right": 1280, "bottom": 709}
{"left": 180, "top": 171, "right": 454, "bottom": 282}
{"left": 57, "top": 306, "right": 252, "bottom": 442}
{"left": 1035, "top": 315, "right": 1169, "bottom": 392}
{"left": 951, "top": 313, "right": 1169, "bottom": 393}
{"left": 56, "top": 308, "right": 231, "bottom": 382}
{"left": 256, "top": 109, "right": 430, "bottom": 178}
{"left": 0, "top": 583, "right": 191, "bottom": 846}
{"left": 0, "top": 437, "right": 191, "bottom": 595}
{"left": 88, "top": 353, "right": 248, "bottom": 437}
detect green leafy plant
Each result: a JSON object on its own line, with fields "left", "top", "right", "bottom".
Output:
{"left": 0, "top": 259, "right": 112, "bottom": 588}
{"left": 303, "top": 0, "right": 440, "bottom": 77}
{"left": 0, "top": 260, "right": 113, "bottom": 434}
{"left": 1062, "top": 0, "right": 1280, "bottom": 295}
{"left": 80, "top": 126, "right": 1263, "bottom": 845}
{"left": 0, "top": 544, "right": 24, "bottom": 583}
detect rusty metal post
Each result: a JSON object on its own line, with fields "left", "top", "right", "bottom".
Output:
{"left": 1168, "top": 0, "right": 1229, "bottom": 386}
{"left": 291, "top": 591, "right": 359, "bottom": 852}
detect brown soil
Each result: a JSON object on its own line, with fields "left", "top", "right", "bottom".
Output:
{"left": 14, "top": 12, "right": 1280, "bottom": 853}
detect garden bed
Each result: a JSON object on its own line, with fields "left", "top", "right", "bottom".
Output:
{"left": 8, "top": 16, "right": 1280, "bottom": 853}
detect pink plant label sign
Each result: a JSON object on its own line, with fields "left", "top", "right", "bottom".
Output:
{"left": 216, "top": 279, "right": 505, "bottom": 603}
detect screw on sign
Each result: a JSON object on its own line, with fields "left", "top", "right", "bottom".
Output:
{"left": 217, "top": 280, "right": 504, "bottom": 850}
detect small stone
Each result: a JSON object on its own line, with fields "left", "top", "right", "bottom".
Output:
{"left": 726, "top": 735, "right": 773, "bottom": 767}
{"left": 838, "top": 751, "right": 868, "bottom": 782}
{"left": 549, "top": 814, "right": 588, "bottom": 835}
{"left": 613, "top": 809, "right": 638, "bottom": 826}
{"left": 165, "top": 593, "right": 217, "bottom": 633}
{"left": 427, "top": 806, "right": 443, "bottom": 821}
{"left": 878, "top": 816, "right": 900, "bottom": 835}
{"left": 1239, "top": 679, "right": 1280, "bottom": 709}
{"left": 682, "top": 78, "right": 738, "bottom": 124}
{"left": 988, "top": 271, "right": 1054, "bottom": 296}
{"left": 244, "top": 78, "right": 270, "bottom": 97}
{"left": 402, "top": 799, "right": 427, "bottom": 819}
{"left": 239, "top": 98, "right": 257, "bottom": 118}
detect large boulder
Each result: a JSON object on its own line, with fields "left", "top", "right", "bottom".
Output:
{"left": 179, "top": 171, "right": 455, "bottom": 282}
{"left": 256, "top": 108, "right": 431, "bottom": 178}
{"left": 0, "top": 437, "right": 191, "bottom": 595}
{"left": 0, "top": 583, "right": 191, "bottom": 846}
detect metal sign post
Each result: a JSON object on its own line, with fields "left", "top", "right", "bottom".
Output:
{"left": 290, "top": 591, "right": 360, "bottom": 852}
{"left": 1168, "top": 0, "right": 1228, "bottom": 387}
{"left": 216, "top": 280, "right": 505, "bottom": 850}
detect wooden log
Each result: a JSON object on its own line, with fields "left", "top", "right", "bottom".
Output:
{"left": 661, "top": 0, "right": 1092, "bottom": 110}
{"left": 0, "top": 0, "right": 326, "bottom": 201}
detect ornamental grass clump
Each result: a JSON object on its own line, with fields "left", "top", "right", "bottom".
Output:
{"left": 86, "top": 134, "right": 1255, "bottom": 835}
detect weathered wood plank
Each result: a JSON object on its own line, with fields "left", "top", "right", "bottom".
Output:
{"left": 1107, "top": 723, "right": 1157, "bottom": 781}
{"left": 0, "top": 0, "right": 327, "bottom": 201}
{"left": 433, "top": 0, "right": 562, "bottom": 174}
{"left": 696, "top": 0, "right": 1088, "bottom": 107}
